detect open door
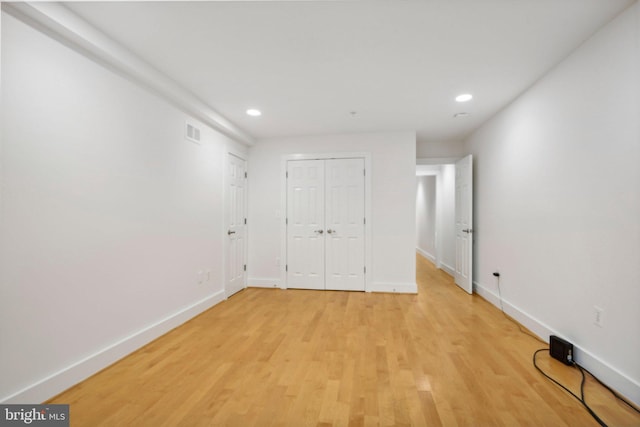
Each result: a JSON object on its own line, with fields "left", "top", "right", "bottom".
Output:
{"left": 454, "top": 155, "right": 473, "bottom": 294}
{"left": 226, "top": 153, "right": 247, "bottom": 297}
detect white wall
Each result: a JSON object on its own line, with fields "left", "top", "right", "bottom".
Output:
{"left": 438, "top": 165, "right": 456, "bottom": 274}
{"left": 465, "top": 2, "right": 640, "bottom": 404}
{"left": 416, "top": 140, "right": 465, "bottom": 159}
{"left": 416, "top": 175, "right": 436, "bottom": 261}
{"left": 0, "top": 12, "right": 246, "bottom": 403}
{"left": 248, "top": 132, "right": 417, "bottom": 292}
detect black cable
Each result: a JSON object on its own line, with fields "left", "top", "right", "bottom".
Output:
{"left": 576, "top": 363, "right": 640, "bottom": 415}
{"left": 533, "top": 348, "right": 607, "bottom": 427}
{"left": 493, "top": 276, "right": 640, "bottom": 421}
{"left": 533, "top": 350, "right": 583, "bottom": 406}
{"left": 576, "top": 364, "right": 608, "bottom": 427}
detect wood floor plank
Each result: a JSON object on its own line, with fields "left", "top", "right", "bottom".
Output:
{"left": 47, "top": 255, "right": 640, "bottom": 426}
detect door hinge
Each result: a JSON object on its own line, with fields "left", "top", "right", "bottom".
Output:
{"left": 363, "top": 169, "right": 366, "bottom": 176}
{"left": 364, "top": 266, "right": 366, "bottom": 274}
{"left": 286, "top": 218, "right": 288, "bottom": 225}
{"left": 286, "top": 171, "right": 289, "bottom": 178}
{"left": 244, "top": 218, "right": 247, "bottom": 225}
{"left": 244, "top": 264, "right": 247, "bottom": 271}
{"left": 244, "top": 172, "right": 247, "bottom": 178}
{"left": 286, "top": 264, "right": 288, "bottom": 272}
{"left": 363, "top": 217, "right": 366, "bottom": 225}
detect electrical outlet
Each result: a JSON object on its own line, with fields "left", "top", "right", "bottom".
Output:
{"left": 593, "top": 306, "right": 604, "bottom": 328}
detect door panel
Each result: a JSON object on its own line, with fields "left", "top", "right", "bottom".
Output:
{"left": 287, "top": 160, "right": 325, "bottom": 290}
{"left": 325, "top": 159, "right": 365, "bottom": 291}
{"left": 454, "top": 155, "right": 473, "bottom": 294}
{"left": 226, "top": 153, "right": 247, "bottom": 297}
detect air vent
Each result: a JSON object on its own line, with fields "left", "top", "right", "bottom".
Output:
{"left": 185, "top": 122, "right": 201, "bottom": 144}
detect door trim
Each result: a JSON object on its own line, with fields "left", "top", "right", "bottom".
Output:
{"left": 280, "top": 152, "right": 372, "bottom": 292}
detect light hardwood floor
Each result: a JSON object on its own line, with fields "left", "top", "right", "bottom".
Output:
{"left": 49, "top": 255, "right": 640, "bottom": 426}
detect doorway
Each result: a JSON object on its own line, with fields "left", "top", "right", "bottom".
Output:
{"left": 416, "top": 155, "right": 473, "bottom": 294}
{"left": 416, "top": 163, "right": 456, "bottom": 276}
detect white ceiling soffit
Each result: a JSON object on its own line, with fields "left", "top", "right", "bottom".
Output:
{"left": 10, "top": 1, "right": 635, "bottom": 145}
{"left": 2, "top": 2, "right": 255, "bottom": 146}
{"left": 416, "top": 165, "right": 441, "bottom": 176}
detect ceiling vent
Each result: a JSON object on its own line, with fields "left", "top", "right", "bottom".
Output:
{"left": 185, "top": 121, "right": 201, "bottom": 144}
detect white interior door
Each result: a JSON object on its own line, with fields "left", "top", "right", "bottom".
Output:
{"left": 325, "top": 159, "right": 365, "bottom": 291}
{"left": 226, "top": 153, "right": 247, "bottom": 297}
{"left": 286, "top": 158, "right": 365, "bottom": 291}
{"left": 454, "top": 155, "right": 473, "bottom": 294}
{"left": 287, "top": 160, "right": 326, "bottom": 290}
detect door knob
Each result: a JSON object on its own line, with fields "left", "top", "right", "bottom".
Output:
{"left": 462, "top": 229, "right": 473, "bottom": 233}
{"left": 227, "top": 230, "right": 236, "bottom": 235}
{"left": 327, "top": 229, "right": 335, "bottom": 234}
{"left": 314, "top": 229, "right": 324, "bottom": 234}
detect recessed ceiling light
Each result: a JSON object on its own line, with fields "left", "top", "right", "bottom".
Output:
{"left": 454, "top": 112, "right": 470, "bottom": 118}
{"left": 455, "top": 94, "right": 473, "bottom": 102}
{"left": 246, "top": 109, "right": 262, "bottom": 117}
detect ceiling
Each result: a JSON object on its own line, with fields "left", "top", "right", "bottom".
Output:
{"left": 64, "top": 0, "right": 634, "bottom": 145}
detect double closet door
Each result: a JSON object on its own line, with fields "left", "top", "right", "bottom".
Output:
{"left": 287, "top": 158, "right": 366, "bottom": 291}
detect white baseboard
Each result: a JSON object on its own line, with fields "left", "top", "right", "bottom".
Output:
{"left": 440, "top": 262, "right": 455, "bottom": 277}
{"left": 1, "top": 291, "right": 226, "bottom": 404}
{"left": 248, "top": 277, "right": 281, "bottom": 289}
{"left": 250, "top": 278, "right": 417, "bottom": 294}
{"left": 416, "top": 247, "right": 436, "bottom": 263}
{"left": 473, "top": 281, "right": 502, "bottom": 308}
{"left": 473, "top": 280, "right": 640, "bottom": 407}
{"left": 369, "top": 282, "right": 418, "bottom": 294}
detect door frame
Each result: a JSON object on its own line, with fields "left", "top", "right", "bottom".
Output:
{"left": 223, "top": 150, "right": 248, "bottom": 298}
{"left": 280, "top": 152, "right": 372, "bottom": 291}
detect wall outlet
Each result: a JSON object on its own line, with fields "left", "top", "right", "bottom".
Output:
{"left": 593, "top": 306, "right": 604, "bottom": 328}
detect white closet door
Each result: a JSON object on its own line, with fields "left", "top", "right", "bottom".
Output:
{"left": 325, "top": 159, "right": 365, "bottom": 291}
{"left": 286, "top": 160, "right": 325, "bottom": 290}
